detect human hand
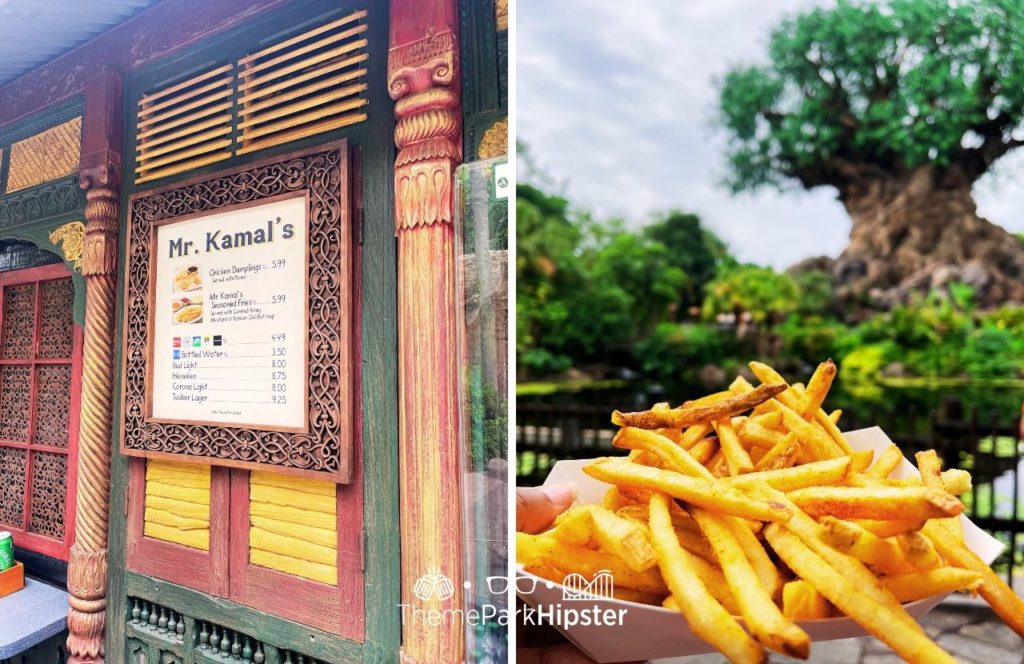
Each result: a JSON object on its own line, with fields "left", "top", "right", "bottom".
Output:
{"left": 516, "top": 483, "right": 577, "bottom": 533}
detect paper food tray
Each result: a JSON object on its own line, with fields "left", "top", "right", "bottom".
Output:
{"left": 516, "top": 427, "right": 1004, "bottom": 663}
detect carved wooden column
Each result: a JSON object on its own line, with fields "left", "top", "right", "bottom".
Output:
{"left": 388, "top": 1, "right": 464, "bottom": 661}
{"left": 67, "top": 70, "right": 122, "bottom": 664}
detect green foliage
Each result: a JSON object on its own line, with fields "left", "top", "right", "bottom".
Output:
{"left": 719, "top": 0, "right": 1024, "bottom": 192}
{"left": 635, "top": 323, "right": 744, "bottom": 385}
{"left": 702, "top": 264, "right": 800, "bottom": 323}
{"left": 516, "top": 180, "right": 1024, "bottom": 390}
{"left": 643, "top": 211, "right": 730, "bottom": 308}
{"left": 516, "top": 184, "right": 696, "bottom": 376}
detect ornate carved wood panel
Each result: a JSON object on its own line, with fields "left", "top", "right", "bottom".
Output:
{"left": 29, "top": 451, "right": 67, "bottom": 539}
{"left": 121, "top": 143, "right": 354, "bottom": 481}
{"left": 0, "top": 446, "right": 26, "bottom": 525}
{"left": 0, "top": 263, "right": 82, "bottom": 560}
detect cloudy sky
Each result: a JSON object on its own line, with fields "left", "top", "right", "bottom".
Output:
{"left": 518, "top": 0, "right": 1024, "bottom": 270}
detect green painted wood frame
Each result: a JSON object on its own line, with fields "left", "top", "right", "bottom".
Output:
{"left": 106, "top": 1, "right": 400, "bottom": 662}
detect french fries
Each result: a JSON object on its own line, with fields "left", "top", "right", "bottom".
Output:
{"left": 787, "top": 485, "right": 964, "bottom": 521}
{"left": 782, "top": 580, "right": 830, "bottom": 620}
{"left": 765, "top": 525, "right": 958, "bottom": 664}
{"left": 649, "top": 492, "right": 765, "bottom": 664}
{"left": 692, "top": 507, "right": 810, "bottom": 658}
{"left": 516, "top": 357, "right": 1016, "bottom": 663}
{"left": 612, "top": 382, "right": 786, "bottom": 429}
{"left": 583, "top": 458, "right": 791, "bottom": 522}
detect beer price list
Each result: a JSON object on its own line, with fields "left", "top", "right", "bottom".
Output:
{"left": 149, "top": 196, "right": 308, "bottom": 430}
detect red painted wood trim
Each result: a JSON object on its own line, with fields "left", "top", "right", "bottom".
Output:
{"left": 0, "top": 0, "right": 290, "bottom": 130}
{"left": 125, "top": 459, "right": 230, "bottom": 597}
{"left": 0, "top": 264, "right": 82, "bottom": 562}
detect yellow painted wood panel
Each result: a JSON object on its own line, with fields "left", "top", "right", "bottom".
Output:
{"left": 144, "top": 460, "right": 210, "bottom": 550}
{"left": 250, "top": 470, "right": 335, "bottom": 496}
{"left": 143, "top": 523, "right": 210, "bottom": 551}
{"left": 249, "top": 472, "right": 337, "bottom": 585}
{"left": 249, "top": 501, "right": 336, "bottom": 530}
{"left": 250, "top": 528, "right": 336, "bottom": 566}
{"left": 145, "top": 495, "right": 210, "bottom": 520}
{"left": 249, "top": 483, "right": 335, "bottom": 513}
{"left": 250, "top": 550, "right": 337, "bottom": 586}
{"left": 250, "top": 515, "right": 337, "bottom": 549}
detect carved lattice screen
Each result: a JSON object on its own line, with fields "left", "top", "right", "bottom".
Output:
{"left": 0, "top": 264, "right": 82, "bottom": 560}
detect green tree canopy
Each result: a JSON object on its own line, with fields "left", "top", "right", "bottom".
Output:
{"left": 719, "top": 0, "right": 1024, "bottom": 194}
{"left": 643, "top": 211, "right": 730, "bottom": 309}
{"left": 702, "top": 265, "right": 801, "bottom": 324}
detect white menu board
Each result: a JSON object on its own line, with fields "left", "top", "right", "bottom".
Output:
{"left": 149, "top": 195, "right": 308, "bottom": 431}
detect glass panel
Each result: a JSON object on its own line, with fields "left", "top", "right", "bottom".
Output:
{"left": 455, "top": 157, "right": 509, "bottom": 664}
{"left": 0, "top": 446, "right": 27, "bottom": 528}
{"left": 28, "top": 450, "right": 66, "bottom": 539}
{"left": 2, "top": 283, "right": 35, "bottom": 358}
{"left": 0, "top": 364, "right": 31, "bottom": 442}
{"left": 37, "top": 278, "right": 75, "bottom": 359}
{"left": 35, "top": 364, "right": 71, "bottom": 447}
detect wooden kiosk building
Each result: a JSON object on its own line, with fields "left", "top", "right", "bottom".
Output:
{"left": 0, "top": 0, "right": 508, "bottom": 662}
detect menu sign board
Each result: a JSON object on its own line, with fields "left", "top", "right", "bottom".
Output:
{"left": 148, "top": 194, "right": 308, "bottom": 431}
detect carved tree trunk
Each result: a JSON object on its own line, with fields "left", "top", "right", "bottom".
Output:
{"left": 832, "top": 166, "right": 1024, "bottom": 308}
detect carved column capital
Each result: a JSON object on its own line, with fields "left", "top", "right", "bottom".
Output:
{"left": 80, "top": 186, "right": 119, "bottom": 277}
{"left": 388, "top": 29, "right": 462, "bottom": 231}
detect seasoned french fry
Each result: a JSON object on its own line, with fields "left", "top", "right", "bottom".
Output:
{"left": 800, "top": 359, "right": 836, "bottom": 419}
{"left": 924, "top": 520, "right": 1024, "bottom": 637}
{"left": 765, "top": 524, "right": 957, "bottom": 664}
{"left": 866, "top": 444, "right": 902, "bottom": 479}
{"left": 516, "top": 533, "right": 668, "bottom": 595}
{"left": 879, "top": 568, "right": 983, "bottom": 603}
{"left": 739, "top": 420, "right": 789, "bottom": 449}
{"left": 745, "top": 482, "right": 906, "bottom": 611}
{"left": 818, "top": 516, "right": 916, "bottom": 575}
{"left": 602, "top": 486, "right": 638, "bottom": 511}
{"left": 745, "top": 411, "right": 783, "bottom": 431}
{"left": 729, "top": 375, "right": 755, "bottom": 395}
{"left": 709, "top": 450, "right": 731, "bottom": 478}
{"left": 649, "top": 493, "right": 764, "bottom": 664}
{"left": 916, "top": 450, "right": 964, "bottom": 540}
{"left": 722, "top": 515, "right": 782, "bottom": 599}
{"left": 851, "top": 518, "right": 927, "bottom": 538}
{"left": 612, "top": 382, "right": 787, "bottom": 429}
{"left": 680, "top": 423, "right": 713, "bottom": 449}
{"left": 897, "top": 531, "right": 942, "bottom": 571}
{"left": 547, "top": 506, "right": 593, "bottom": 545}
{"left": 588, "top": 507, "right": 658, "bottom": 572}
{"left": 692, "top": 507, "right": 810, "bottom": 658}
{"left": 787, "top": 485, "right": 964, "bottom": 521}
{"left": 611, "top": 587, "right": 666, "bottom": 605}
{"left": 787, "top": 381, "right": 854, "bottom": 455}
{"left": 724, "top": 455, "right": 855, "bottom": 492}
{"left": 613, "top": 427, "right": 714, "bottom": 480}
{"left": 676, "top": 528, "right": 717, "bottom": 564}
{"left": 584, "top": 458, "right": 791, "bottom": 522}
{"left": 782, "top": 580, "right": 830, "bottom": 620}
{"left": 682, "top": 390, "right": 733, "bottom": 408}
{"left": 940, "top": 469, "right": 972, "bottom": 496}
{"left": 689, "top": 436, "right": 718, "bottom": 464}
{"left": 753, "top": 432, "right": 800, "bottom": 471}
{"left": 775, "top": 400, "right": 845, "bottom": 461}
{"left": 714, "top": 417, "right": 754, "bottom": 476}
